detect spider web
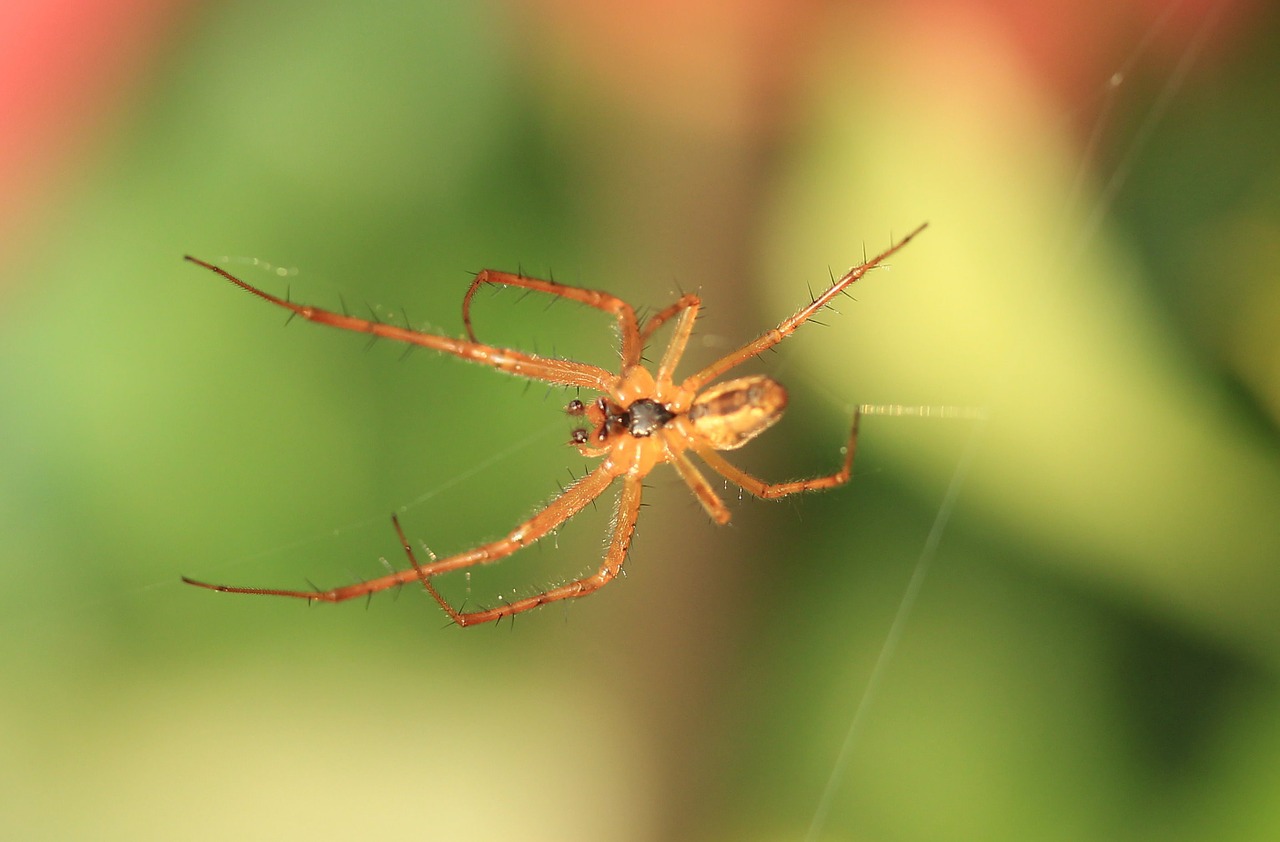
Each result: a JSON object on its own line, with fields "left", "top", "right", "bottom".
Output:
{"left": 799, "top": 3, "right": 1242, "bottom": 839}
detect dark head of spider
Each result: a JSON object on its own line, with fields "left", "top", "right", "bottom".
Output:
{"left": 567, "top": 396, "right": 677, "bottom": 445}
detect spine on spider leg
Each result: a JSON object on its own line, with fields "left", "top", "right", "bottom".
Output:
{"left": 807, "top": 222, "right": 930, "bottom": 315}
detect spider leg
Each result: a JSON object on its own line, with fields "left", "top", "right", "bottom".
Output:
{"left": 641, "top": 294, "right": 702, "bottom": 391}
{"left": 185, "top": 257, "right": 615, "bottom": 392}
{"left": 640, "top": 293, "right": 700, "bottom": 343}
{"left": 400, "top": 476, "right": 644, "bottom": 627}
{"left": 663, "top": 440, "right": 731, "bottom": 524}
{"left": 462, "top": 270, "right": 645, "bottom": 368}
{"left": 682, "top": 223, "right": 927, "bottom": 392}
{"left": 694, "top": 409, "right": 861, "bottom": 499}
{"left": 183, "top": 462, "right": 620, "bottom": 607}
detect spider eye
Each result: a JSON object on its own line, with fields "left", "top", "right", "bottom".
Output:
{"left": 570, "top": 428, "right": 589, "bottom": 444}
{"left": 566, "top": 399, "right": 586, "bottom": 415}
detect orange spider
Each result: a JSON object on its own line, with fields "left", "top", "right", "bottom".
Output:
{"left": 182, "top": 223, "right": 926, "bottom": 626}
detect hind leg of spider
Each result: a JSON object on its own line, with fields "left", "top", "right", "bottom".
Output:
{"left": 399, "top": 477, "right": 643, "bottom": 627}
{"left": 694, "top": 409, "right": 861, "bottom": 499}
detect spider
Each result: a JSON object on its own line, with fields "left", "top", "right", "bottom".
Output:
{"left": 182, "top": 223, "right": 926, "bottom": 626}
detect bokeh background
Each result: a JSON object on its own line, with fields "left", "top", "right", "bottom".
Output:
{"left": 2, "top": 1, "right": 1278, "bottom": 839}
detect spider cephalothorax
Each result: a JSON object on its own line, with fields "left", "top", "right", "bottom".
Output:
{"left": 565, "top": 396, "right": 671, "bottom": 446}
{"left": 182, "top": 223, "right": 926, "bottom": 626}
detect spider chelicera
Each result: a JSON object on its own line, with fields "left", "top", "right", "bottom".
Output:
{"left": 182, "top": 223, "right": 926, "bottom": 626}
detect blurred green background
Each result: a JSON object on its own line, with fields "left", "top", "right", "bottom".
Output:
{"left": 1, "top": 1, "right": 1278, "bottom": 839}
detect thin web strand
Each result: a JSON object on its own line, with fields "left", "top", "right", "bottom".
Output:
{"left": 802, "top": 1, "right": 1223, "bottom": 837}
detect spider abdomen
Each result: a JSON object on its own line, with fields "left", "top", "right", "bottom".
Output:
{"left": 687, "top": 375, "right": 788, "bottom": 451}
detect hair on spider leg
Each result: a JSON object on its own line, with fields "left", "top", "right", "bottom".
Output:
{"left": 301, "top": 577, "right": 327, "bottom": 606}
{"left": 338, "top": 569, "right": 375, "bottom": 607}
{"left": 542, "top": 290, "right": 570, "bottom": 313}
{"left": 487, "top": 593, "right": 509, "bottom": 631}
{"left": 433, "top": 612, "right": 460, "bottom": 631}
{"left": 785, "top": 492, "right": 808, "bottom": 523}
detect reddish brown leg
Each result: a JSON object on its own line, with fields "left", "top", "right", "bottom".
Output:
{"left": 639, "top": 294, "right": 700, "bottom": 342}
{"left": 462, "top": 270, "right": 645, "bottom": 368}
{"left": 663, "top": 442, "right": 731, "bottom": 525}
{"left": 399, "top": 476, "right": 644, "bottom": 626}
{"left": 683, "top": 223, "right": 928, "bottom": 391}
{"left": 183, "top": 463, "right": 619, "bottom": 605}
{"left": 694, "top": 410, "right": 861, "bottom": 499}
{"left": 185, "top": 257, "right": 616, "bottom": 392}
{"left": 644, "top": 294, "right": 702, "bottom": 390}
